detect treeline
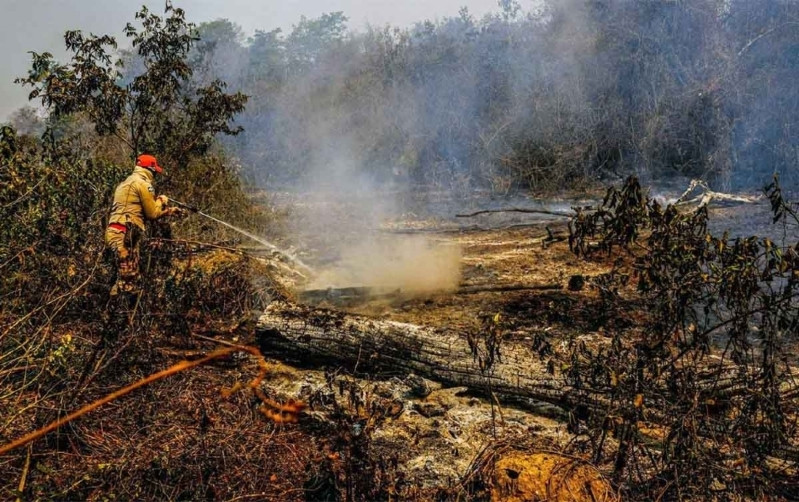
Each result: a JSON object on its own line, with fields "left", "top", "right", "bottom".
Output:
{"left": 178, "top": 0, "right": 799, "bottom": 192}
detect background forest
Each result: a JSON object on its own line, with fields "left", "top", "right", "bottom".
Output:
{"left": 8, "top": 0, "right": 799, "bottom": 194}
{"left": 177, "top": 0, "right": 799, "bottom": 193}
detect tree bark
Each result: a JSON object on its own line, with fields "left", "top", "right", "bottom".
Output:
{"left": 257, "top": 301, "right": 577, "bottom": 416}
{"left": 257, "top": 302, "right": 798, "bottom": 415}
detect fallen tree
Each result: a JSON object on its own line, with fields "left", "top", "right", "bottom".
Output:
{"left": 298, "top": 282, "right": 563, "bottom": 304}
{"left": 258, "top": 301, "right": 574, "bottom": 416}
{"left": 675, "top": 179, "right": 764, "bottom": 207}
{"left": 257, "top": 302, "right": 799, "bottom": 420}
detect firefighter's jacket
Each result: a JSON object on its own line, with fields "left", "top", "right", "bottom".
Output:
{"left": 108, "top": 166, "right": 167, "bottom": 231}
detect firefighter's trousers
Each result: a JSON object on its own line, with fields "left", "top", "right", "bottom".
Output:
{"left": 105, "top": 224, "right": 143, "bottom": 295}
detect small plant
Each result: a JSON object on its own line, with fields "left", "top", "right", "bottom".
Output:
{"left": 468, "top": 313, "right": 506, "bottom": 435}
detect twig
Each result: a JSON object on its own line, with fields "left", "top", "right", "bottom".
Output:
{"left": 191, "top": 332, "right": 247, "bottom": 349}
{"left": 15, "top": 444, "right": 32, "bottom": 502}
{"left": 738, "top": 23, "right": 799, "bottom": 57}
{"left": 381, "top": 222, "right": 569, "bottom": 234}
{"left": 2, "top": 179, "right": 45, "bottom": 210}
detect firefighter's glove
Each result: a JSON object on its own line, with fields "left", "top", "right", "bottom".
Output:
{"left": 165, "top": 207, "right": 186, "bottom": 218}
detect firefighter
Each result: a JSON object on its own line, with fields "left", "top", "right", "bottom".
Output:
{"left": 105, "top": 154, "right": 181, "bottom": 295}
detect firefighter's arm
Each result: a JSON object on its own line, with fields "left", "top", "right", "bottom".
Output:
{"left": 138, "top": 181, "right": 168, "bottom": 220}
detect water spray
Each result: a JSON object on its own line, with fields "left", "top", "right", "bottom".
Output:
{"left": 169, "top": 198, "right": 315, "bottom": 277}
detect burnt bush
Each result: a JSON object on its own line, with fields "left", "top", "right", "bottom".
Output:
{"left": 0, "top": 129, "right": 279, "bottom": 498}
{"left": 566, "top": 176, "right": 799, "bottom": 499}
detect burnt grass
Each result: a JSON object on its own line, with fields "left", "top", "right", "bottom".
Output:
{"left": 501, "top": 291, "right": 641, "bottom": 334}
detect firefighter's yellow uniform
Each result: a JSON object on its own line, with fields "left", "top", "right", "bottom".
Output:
{"left": 106, "top": 162, "right": 171, "bottom": 294}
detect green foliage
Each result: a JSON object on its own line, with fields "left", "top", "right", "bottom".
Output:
{"left": 17, "top": 2, "right": 247, "bottom": 168}
{"left": 17, "top": 31, "right": 124, "bottom": 136}
{"left": 286, "top": 12, "right": 348, "bottom": 70}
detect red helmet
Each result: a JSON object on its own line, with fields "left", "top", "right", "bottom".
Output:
{"left": 136, "top": 154, "right": 163, "bottom": 174}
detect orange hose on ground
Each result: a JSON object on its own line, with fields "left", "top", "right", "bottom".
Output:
{"left": 0, "top": 347, "right": 238, "bottom": 456}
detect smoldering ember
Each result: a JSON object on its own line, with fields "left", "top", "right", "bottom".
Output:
{"left": 1, "top": 1, "right": 798, "bottom": 500}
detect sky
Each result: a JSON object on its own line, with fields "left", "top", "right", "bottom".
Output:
{"left": 0, "top": 0, "right": 504, "bottom": 120}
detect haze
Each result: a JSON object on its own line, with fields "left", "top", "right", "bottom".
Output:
{"left": 0, "top": 0, "right": 502, "bottom": 120}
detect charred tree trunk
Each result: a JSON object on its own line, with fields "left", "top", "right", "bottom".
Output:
{"left": 257, "top": 302, "right": 580, "bottom": 415}
{"left": 257, "top": 302, "right": 799, "bottom": 417}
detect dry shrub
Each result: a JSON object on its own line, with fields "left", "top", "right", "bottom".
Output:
{"left": 0, "top": 247, "right": 300, "bottom": 500}
{"left": 565, "top": 176, "right": 799, "bottom": 499}
{"left": 1, "top": 124, "right": 294, "bottom": 500}
{"left": 164, "top": 249, "right": 267, "bottom": 327}
{"left": 9, "top": 360, "right": 318, "bottom": 501}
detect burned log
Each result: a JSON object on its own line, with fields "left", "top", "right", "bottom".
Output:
{"left": 456, "top": 208, "right": 574, "bottom": 218}
{"left": 257, "top": 301, "right": 577, "bottom": 416}
{"left": 299, "top": 283, "right": 563, "bottom": 305}
{"left": 257, "top": 302, "right": 799, "bottom": 419}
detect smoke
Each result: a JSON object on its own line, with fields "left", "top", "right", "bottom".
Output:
{"left": 7, "top": 1, "right": 798, "bottom": 190}
{"left": 308, "top": 236, "right": 462, "bottom": 292}
{"left": 190, "top": 0, "right": 799, "bottom": 290}
{"left": 223, "top": 1, "right": 610, "bottom": 193}
{"left": 281, "top": 134, "right": 463, "bottom": 293}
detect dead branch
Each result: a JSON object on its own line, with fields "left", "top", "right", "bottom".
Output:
{"left": 675, "top": 179, "right": 763, "bottom": 207}
{"left": 15, "top": 445, "right": 31, "bottom": 502}
{"left": 456, "top": 208, "right": 574, "bottom": 218}
{"left": 456, "top": 283, "right": 563, "bottom": 295}
{"left": 380, "top": 222, "right": 567, "bottom": 234}
{"left": 0, "top": 344, "right": 289, "bottom": 456}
